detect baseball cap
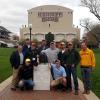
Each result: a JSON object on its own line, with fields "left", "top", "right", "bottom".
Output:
{"left": 68, "top": 42, "right": 73, "bottom": 45}
{"left": 25, "top": 58, "right": 31, "bottom": 63}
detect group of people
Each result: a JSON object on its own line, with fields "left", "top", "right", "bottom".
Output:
{"left": 10, "top": 38, "right": 96, "bottom": 95}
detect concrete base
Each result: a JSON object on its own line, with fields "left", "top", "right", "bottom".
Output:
{"left": 33, "top": 64, "right": 50, "bottom": 90}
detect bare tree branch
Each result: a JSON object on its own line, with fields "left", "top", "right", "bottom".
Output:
{"left": 81, "top": 0, "right": 100, "bottom": 20}
{"left": 80, "top": 18, "right": 92, "bottom": 32}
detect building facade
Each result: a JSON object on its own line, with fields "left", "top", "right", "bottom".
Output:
{"left": 20, "top": 5, "right": 80, "bottom": 42}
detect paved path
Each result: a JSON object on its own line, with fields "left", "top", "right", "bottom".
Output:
{"left": 0, "top": 85, "right": 86, "bottom": 100}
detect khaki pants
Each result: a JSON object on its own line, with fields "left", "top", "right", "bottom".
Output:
{"left": 11, "top": 65, "right": 22, "bottom": 88}
{"left": 51, "top": 77, "right": 66, "bottom": 87}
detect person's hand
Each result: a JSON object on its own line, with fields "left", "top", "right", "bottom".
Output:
{"left": 64, "top": 64, "right": 66, "bottom": 67}
{"left": 91, "top": 67, "right": 95, "bottom": 72}
{"left": 72, "top": 64, "right": 75, "bottom": 67}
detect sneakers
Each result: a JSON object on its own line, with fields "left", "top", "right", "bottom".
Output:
{"left": 74, "top": 90, "right": 78, "bottom": 95}
{"left": 86, "top": 90, "right": 90, "bottom": 94}
{"left": 11, "top": 87, "right": 16, "bottom": 91}
{"left": 82, "top": 90, "right": 90, "bottom": 94}
{"left": 66, "top": 89, "right": 72, "bottom": 93}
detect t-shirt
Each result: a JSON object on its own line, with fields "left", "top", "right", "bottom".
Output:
{"left": 41, "top": 48, "right": 59, "bottom": 63}
{"left": 51, "top": 64, "right": 66, "bottom": 79}
{"left": 19, "top": 52, "right": 24, "bottom": 64}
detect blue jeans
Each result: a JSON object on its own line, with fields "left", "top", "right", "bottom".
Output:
{"left": 65, "top": 66, "right": 78, "bottom": 90}
{"left": 19, "top": 79, "right": 34, "bottom": 89}
{"left": 81, "top": 67, "right": 92, "bottom": 90}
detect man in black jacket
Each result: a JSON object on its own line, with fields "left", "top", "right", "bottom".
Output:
{"left": 65, "top": 42, "right": 80, "bottom": 95}
{"left": 58, "top": 42, "right": 67, "bottom": 68}
{"left": 18, "top": 58, "right": 34, "bottom": 90}
{"left": 10, "top": 45, "right": 24, "bottom": 90}
{"left": 22, "top": 38, "right": 30, "bottom": 56}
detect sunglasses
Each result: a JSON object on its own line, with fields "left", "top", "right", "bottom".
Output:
{"left": 68, "top": 44, "right": 72, "bottom": 46}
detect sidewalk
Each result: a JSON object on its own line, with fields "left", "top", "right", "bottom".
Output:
{"left": 0, "top": 64, "right": 99, "bottom": 100}
{"left": 0, "top": 84, "right": 86, "bottom": 100}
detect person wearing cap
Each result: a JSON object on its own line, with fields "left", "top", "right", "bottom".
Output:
{"left": 64, "top": 42, "right": 80, "bottom": 95}
{"left": 41, "top": 41, "right": 59, "bottom": 63}
{"left": 10, "top": 45, "right": 24, "bottom": 91}
{"left": 18, "top": 58, "right": 34, "bottom": 90}
{"left": 50, "top": 59, "right": 67, "bottom": 89}
{"left": 80, "top": 42, "right": 95, "bottom": 94}
{"left": 24, "top": 42, "right": 39, "bottom": 67}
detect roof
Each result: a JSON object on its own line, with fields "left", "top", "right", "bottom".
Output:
{"left": 0, "top": 26, "right": 11, "bottom": 33}
{"left": 28, "top": 5, "right": 73, "bottom": 12}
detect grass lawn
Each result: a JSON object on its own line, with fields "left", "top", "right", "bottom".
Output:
{"left": 77, "top": 48, "right": 100, "bottom": 98}
{"left": 0, "top": 48, "right": 15, "bottom": 83}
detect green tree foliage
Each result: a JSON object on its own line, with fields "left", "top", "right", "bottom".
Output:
{"left": 45, "top": 32, "right": 54, "bottom": 46}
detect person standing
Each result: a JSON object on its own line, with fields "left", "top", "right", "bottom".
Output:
{"left": 38, "top": 40, "right": 48, "bottom": 63}
{"left": 58, "top": 42, "right": 67, "bottom": 68}
{"left": 10, "top": 45, "right": 24, "bottom": 90}
{"left": 65, "top": 42, "right": 80, "bottom": 95}
{"left": 24, "top": 42, "right": 39, "bottom": 66}
{"left": 41, "top": 41, "right": 59, "bottom": 63}
{"left": 22, "top": 38, "right": 30, "bottom": 56}
{"left": 80, "top": 42, "right": 96, "bottom": 94}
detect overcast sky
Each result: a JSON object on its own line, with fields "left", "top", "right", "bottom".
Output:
{"left": 0, "top": 0, "right": 98, "bottom": 37}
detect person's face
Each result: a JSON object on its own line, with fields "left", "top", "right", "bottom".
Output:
{"left": 60, "top": 43, "right": 65, "bottom": 49}
{"left": 31, "top": 44, "right": 36, "bottom": 50}
{"left": 50, "top": 43, "right": 55, "bottom": 49}
{"left": 55, "top": 61, "right": 60, "bottom": 67}
{"left": 17, "top": 45, "right": 23, "bottom": 52}
{"left": 25, "top": 61, "right": 30, "bottom": 66}
{"left": 81, "top": 43, "right": 87, "bottom": 50}
{"left": 42, "top": 40, "right": 46, "bottom": 45}
{"left": 68, "top": 43, "right": 73, "bottom": 49}
{"left": 26, "top": 40, "right": 30, "bottom": 45}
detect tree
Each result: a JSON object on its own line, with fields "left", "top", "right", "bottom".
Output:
{"left": 90, "top": 24, "right": 100, "bottom": 42}
{"left": 80, "top": 18, "right": 93, "bottom": 32}
{"left": 72, "top": 38, "right": 80, "bottom": 48}
{"left": 81, "top": 0, "right": 100, "bottom": 21}
{"left": 45, "top": 32, "right": 54, "bottom": 46}
{"left": 86, "top": 32, "right": 98, "bottom": 48}
{"left": 80, "top": 18, "right": 100, "bottom": 43}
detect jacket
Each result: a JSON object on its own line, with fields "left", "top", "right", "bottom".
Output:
{"left": 80, "top": 48, "right": 95, "bottom": 67}
{"left": 10, "top": 51, "right": 23, "bottom": 69}
{"left": 58, "top": 49, "right": 67, "bottom": 66}
{"left": 65, "top": 49, "right": 80, "bottom": 66}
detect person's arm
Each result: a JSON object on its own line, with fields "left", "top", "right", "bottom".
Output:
{"left": 74, "top": 50, "right": 80, "bottom": 66}
{"left": 41, "top": 49, "right": 46, "bottom": 54}
{"left": 10, "top": 52, "right": 14, "bottom": 66}
{"left": 10, "top": 51, "right": 16, "bottom": 68}
{"left": 62, "top": 67, "right": 67, "bottom": 78}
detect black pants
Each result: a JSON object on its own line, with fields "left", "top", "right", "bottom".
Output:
{"left": 65, "top": 66, "right": 78, "bottom": 90}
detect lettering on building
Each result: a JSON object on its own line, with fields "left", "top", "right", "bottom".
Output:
{"left": 38, "top": 12, "right": 63, "bottom": 22}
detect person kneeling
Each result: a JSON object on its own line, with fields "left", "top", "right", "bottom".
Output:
{"left": 50, "top": 59, "right": 67, "bottom": 90}
{"left": 18, "top": 58, "right": 34, "bottom": 90}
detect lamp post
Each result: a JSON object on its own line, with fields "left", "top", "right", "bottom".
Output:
{"left": 29, "top": 24, "right": 32, "bottom": 49}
